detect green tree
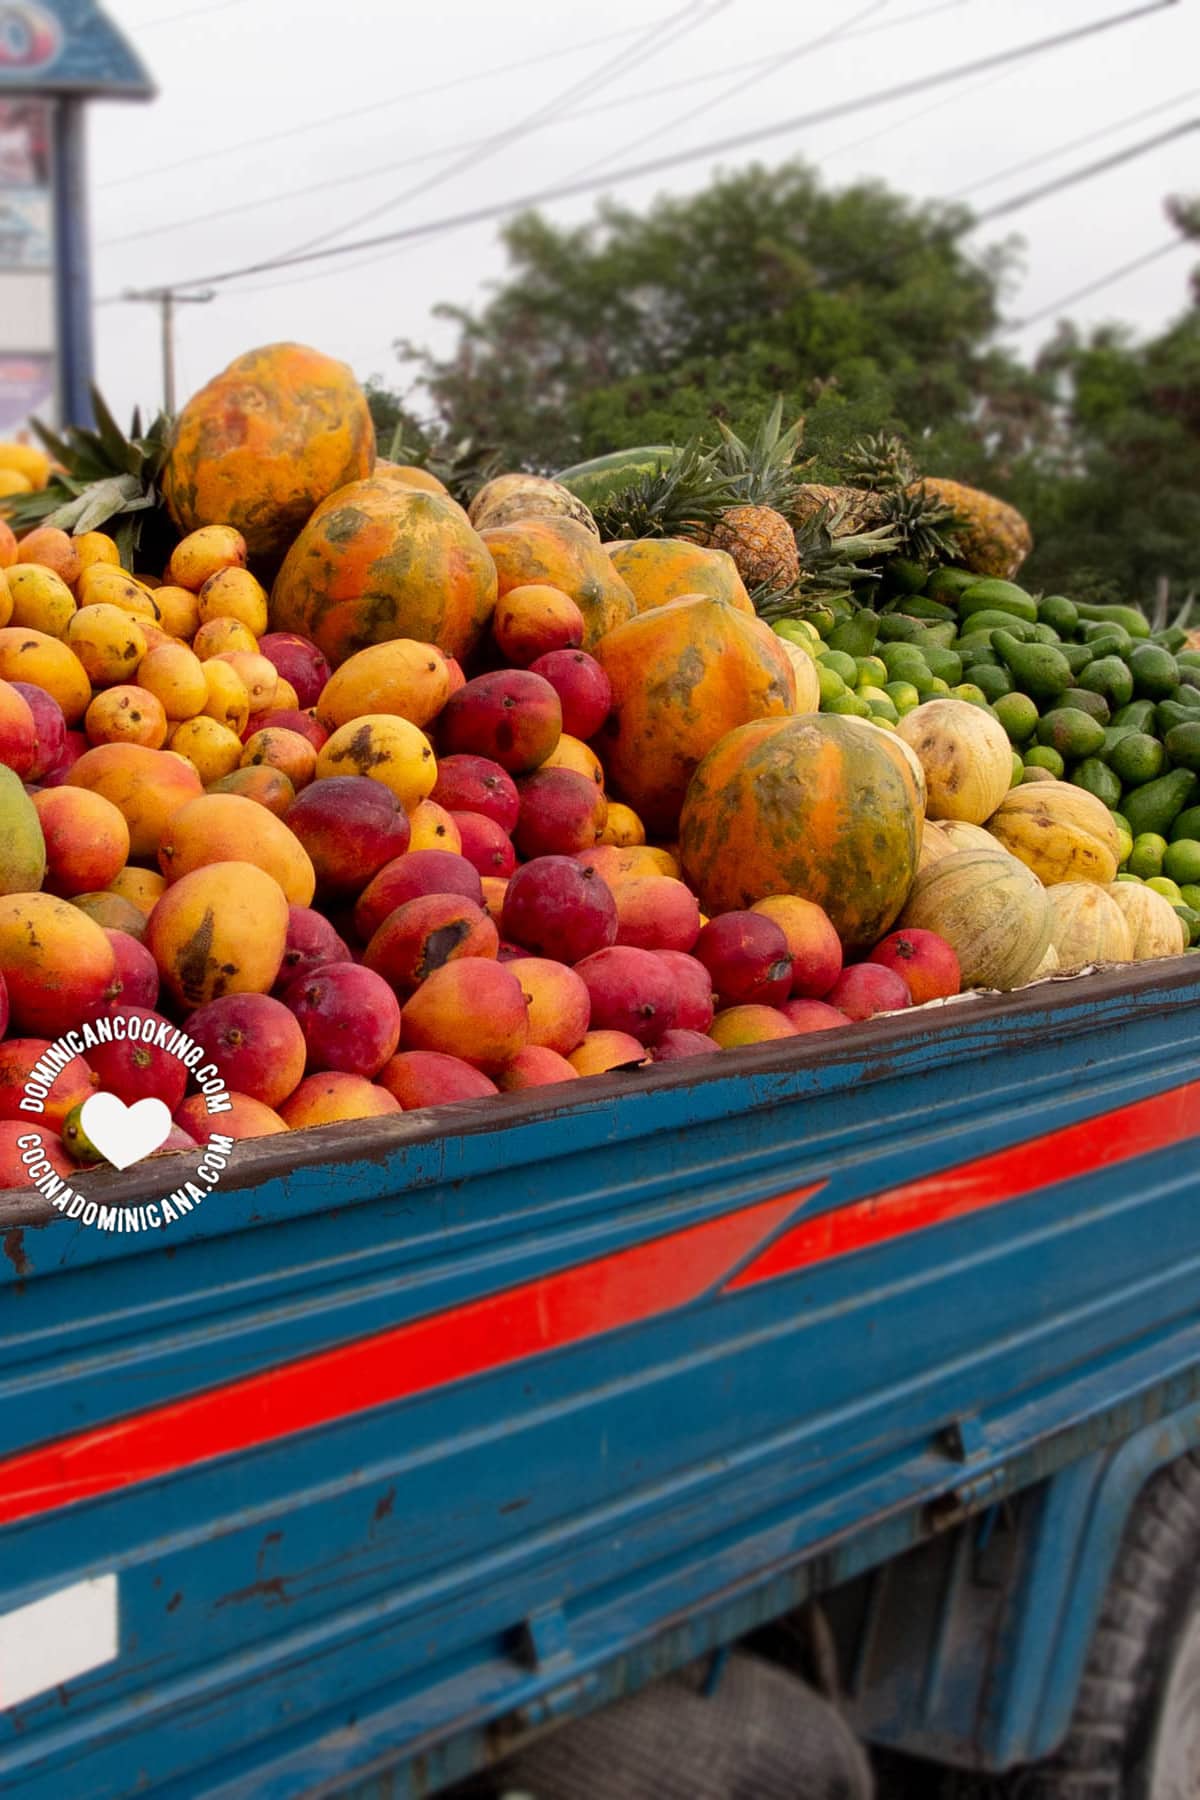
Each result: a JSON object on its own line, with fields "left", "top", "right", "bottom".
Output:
{"left": 383, "top": 164, "right": 1199, "bottom": 609}
{"left": 1004, "top": 198, "right": 1200, "bottom": 606}
{"left": 391, "top": 161, "right": 1030, "bottom": 477}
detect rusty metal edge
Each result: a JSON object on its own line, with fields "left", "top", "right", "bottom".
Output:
{"left": 3, "top": 955, "right": 1197, "bottom": 1223}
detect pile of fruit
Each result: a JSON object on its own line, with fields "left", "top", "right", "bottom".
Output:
{"left": 0, "top": 347, "right": 1188, "bottom": 1187}
{"left": 773, "top": 573, "right": 1200, "bottom": 946}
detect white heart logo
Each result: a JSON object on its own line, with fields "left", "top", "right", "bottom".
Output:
{"left": 78, "top": 1093, "right": 172, "bottom": 1171}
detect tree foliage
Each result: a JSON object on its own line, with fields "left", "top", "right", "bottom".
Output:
{"left": 380, "top": 161, "right": 1199, "bottom": 605}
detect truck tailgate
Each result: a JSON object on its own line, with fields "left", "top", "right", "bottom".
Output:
{"left": 0, "top": 959, "right": 1197, "bottom": 1799}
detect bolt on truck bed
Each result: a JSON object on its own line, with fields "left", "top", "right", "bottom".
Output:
{"left": 0, "top": 957, "right": 1197, "bottom": 1799}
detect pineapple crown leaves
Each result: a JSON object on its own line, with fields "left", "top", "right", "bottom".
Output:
{"left": 832, "top": 431, "right": 964, "bottom": 563}
{"left": 5, "top": 389, "right": 173, "bottom": 566}
{"left": 755, "top": 497, "right": 902, "bottom": 620}
{"left": 712, "top": 395, "right": 808, "bottom": 510}
{"left": 875, "top": 482, "right": 961, "bottom": 565}
{"left": 835, "top": 431, "right": 919, "bottom": 494}
{"left": 590, "top": 437, "right": 742, "bottom": 542}
{"left": 385, "top": 422, "right": 506, "bottom": 507}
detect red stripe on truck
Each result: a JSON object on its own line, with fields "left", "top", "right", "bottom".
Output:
{"left": 0, "top": 1187, "right": 812, "bottom": 1529}
{"left": 726, "top": 1079, "right": 1200, "bottom": 1292}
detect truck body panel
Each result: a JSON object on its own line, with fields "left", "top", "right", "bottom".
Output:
{"left": 0, "top": 960, "right": 1197, "bottom": 1798}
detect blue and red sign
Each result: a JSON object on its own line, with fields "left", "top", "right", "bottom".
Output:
{"left": 0, "top": 5, "right": 60, "bottom": 73}
{"left": 0, "top": 2, "right": 151, "bottom": 96}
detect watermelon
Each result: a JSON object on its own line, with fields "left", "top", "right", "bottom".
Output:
{"left": 555, "top": 446, "right": 680, "bottom": 509}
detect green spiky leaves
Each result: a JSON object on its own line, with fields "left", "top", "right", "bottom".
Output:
{"left": 835, "top": 431, "right": 962, "bottom": 566}
{"left": 590, "top": 438, "right": 740, "bottom": 542}
{"left": 3, "top": 389, "right": 172, "bottom": 568}
{"left": 755, "top": 493, "right": 902, "bottom": 620}
{"left": 711, "top": 396, "right": 808, "bottom": 512}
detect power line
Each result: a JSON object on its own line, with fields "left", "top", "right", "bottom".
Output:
{"left": 125, "top": 0, "right": 245, "bottom": 26}
{"left": 98, "top": 1, "right": 967, "bottom": 252}
{"left": 802, "top": 116, "right": 1197, "bottom": 303}
{"left": 972, "top": 117, "right": 1198, "bottom": 223}
{"left": 94, "top": 21, "right": 674, "bottom": 191}
{"left": 566, "top": 1, "right": 891, "bottom": 185}
{"left": 120, "top": 0, "right": 1178, "bottom": 297}
{"left": 949, "top": 86, "right": 1200, "bottom": 199}
{"left": 1005, "top": 235, "right": 1191, "bottom": 331}
{"left": 279, "top": 0, "right": 732, "bottom": 263}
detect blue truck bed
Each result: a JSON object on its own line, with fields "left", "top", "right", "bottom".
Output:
{"left": 0, "top": 956, "right": 1198, "bottom": 1799}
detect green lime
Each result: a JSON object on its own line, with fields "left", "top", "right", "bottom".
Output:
{"left": 1011, "top": 751, "right": 1024, "bottom": 788}
{"left": 862, "top": 687, "right": 900, "bottom": 723}
{"left": 1163, "top": 838, "right": 1200, "bottom": 886}
{"left": 885, "top": 680, "right": 922, "bottom": 713}
{"left": 1175, "top": 904, "right": 1200, "bottom": 946}
{"left": 820, "top": 648, "right": 858, "bottom": 684}
{"left": 856, "top": 655, "right": 889, "bottom": 688}
{"left": 826, "top": 691, "right": 873, "bottom": 718}
{"left": 774, "top": 620, "right": 809, "bottom": 643}
{"left": 1115, "top": 872, "right": 1143, "bottom": 884}
{"left": 880, "top": 643, "right": 926, "bottom": 677}
{"left": 1128, "top": 832, "right": 1168, "bottom": 880}
{"left": 952, "top": 683, "right": 990, "bottom": 707}
{"left": 994, "top": 692, "right": 1039, "bottom": 745}
{"left": 1024, "top": 745, "right": 1065, "bottom": 778}
{"left": 927, "top": 676, "right": 952, "bottom": 696}
{"left": 967, "top": 663, "right": 1014, "bottom": 703}
{"left": 1147, "top": 875, "right": 1184, "bottom": 904}
{"left": 1111, "top": 810, "right": 1133, "bottom": 865}
{"left": 1181, "top": 883, "right": 1200, "bottom": 911}
{"left": 817, "top": 665, "right": 847, "bottom": 707}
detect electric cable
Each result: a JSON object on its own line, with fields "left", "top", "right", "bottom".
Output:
{"left": 277, "top": 1, "right": 732, "bottom": 262}
{"left": 1004, "top": 235, "right": 1191, "bottom": 330}
{"left": 566, "top": 1, "right": 890, "bottom": 184}
{"left": 95, "top": 21, "right": 680, "bottom": 191}
{"left": 121, "top": 0, "right": 1176, "bottom": 296}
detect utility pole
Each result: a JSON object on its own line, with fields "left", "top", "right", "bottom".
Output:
{"left": 121, "top": 286, "right": 215, "bottom": 413}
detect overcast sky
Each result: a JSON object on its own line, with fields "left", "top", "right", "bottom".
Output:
{"left": 89, "top": 0, "right": 1199, "bottom": 424}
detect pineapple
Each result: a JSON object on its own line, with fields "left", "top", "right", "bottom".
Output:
{"left": 756, "top": 500, "right": 901, "bottom": 620}
{"left": 909, "top": 476, "right": 1032, "bottom": 580}
{"left": 3, "top": 390, "right": 172, "bottom": 569}
{"left": 706, "top": 503, "right": 799, "bottom": 590}
{"left": 838, "top": 433, "right": 1031, "bottom": 579}
{"left": 698, "top": 399, "right": 805, "bottom": 589}
{"left": 791, "top": 482, "right": 888, "bottom": 536}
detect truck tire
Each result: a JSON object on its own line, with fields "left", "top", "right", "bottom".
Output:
{"left": 481, "top": 1651, "right": 874, "bottom": 1800}
{"left": 1022, "top": 1450, "right": 1200, "bottom": 1799}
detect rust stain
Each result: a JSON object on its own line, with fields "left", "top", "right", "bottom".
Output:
{"left": 214, "top": 1576, "right": 290, "bottom": 1610}
{"left": 3, "top": 1227, "right": 30, "bottom": 1278}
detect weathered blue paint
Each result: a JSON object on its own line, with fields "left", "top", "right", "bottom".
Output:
{"left": 0, "top": 960, "right": 1197, "bottom": 1797}
{"left": 0, "top": 3, "right": 153, "bottom": 96}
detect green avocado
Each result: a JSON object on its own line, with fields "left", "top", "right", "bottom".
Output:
{"left": 993, "top": 630, "right": 1073, "bottom": 704}
{"left": 958, "top": 578, "right": 1038, "bottom": 623}
{"left": 1122, "top": 768, "right": 1199, "bottom": 839}
{"left": 1035, "top": 707, "right": 1106, "bottom": 762}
